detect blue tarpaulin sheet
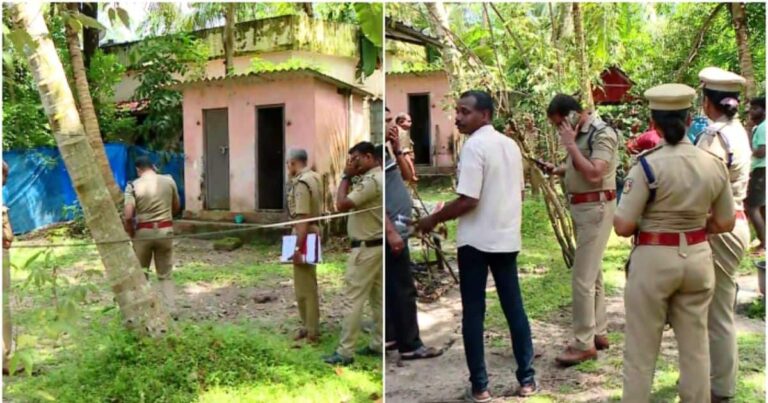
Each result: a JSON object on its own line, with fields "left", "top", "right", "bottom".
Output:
{"left": 3, "top": 143, "right": 184, "bottom": 235}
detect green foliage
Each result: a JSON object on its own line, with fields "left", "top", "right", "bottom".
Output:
{"left": 745, "top": 297, "right": 765, "bottom": 321}
{"left": 130, "top": 33, "right": 209, "bottom": 151}
{"left": 6, "top": 319, "right": 382, "bottom": 403}
{"left": 86, "top": 50, "right": 138, "bottom": 143}
{"left": 247, "top": 57, "right": 324, "bottom": 75}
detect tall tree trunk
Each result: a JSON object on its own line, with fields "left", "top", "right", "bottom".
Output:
{"left": 12, "top": 1, "right": 169, "bottom": 337}
{"left": 223, "top": 3, "right": 235, "bottom": 76}
{"left": 572, "top": 3, "right": 594, "bottom": 110}
{"left": 64, "top": 3, "right": 123, "bottom": 206}
{"left": 731, "top": 2, "right": 756, "bottom": 99}
{"left": 80, "top": 2, "right": 99, "bottom": 68}
{"left": 424, "top": 2, "right": 462, "bottom": 90}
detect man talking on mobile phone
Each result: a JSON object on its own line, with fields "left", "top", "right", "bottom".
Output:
{"left": 540, "top": 94, "right": 620, "bottom": 367}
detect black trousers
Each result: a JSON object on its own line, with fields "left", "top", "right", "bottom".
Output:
{"left": 458, "top": 246, "right": 535, "bottom": 393}
{"left": 385, "top": 244, "right": 423, "bottom": 353}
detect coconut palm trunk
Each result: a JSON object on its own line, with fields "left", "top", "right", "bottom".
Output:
{"left": 12, "top": 1, "right": 169, "bottom": 337}
{"left": 731, "top": 2, "right": 757, "bottom": 100}
{"left": 64, "top": 3, "right": 122, "bottom": 206}
{"left": 572, "top": 3, "right": 595, "bottom": 110}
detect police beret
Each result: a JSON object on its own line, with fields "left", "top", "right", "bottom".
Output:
{"left": 644, "top": 84, "right": 696, "bottom": 111}
{"left": 699, "top": 67, "right": 746, "bottom": 92}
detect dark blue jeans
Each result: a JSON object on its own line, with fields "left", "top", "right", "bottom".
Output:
{"left": 457, "top": 246, "right": 535, "bottom": 393}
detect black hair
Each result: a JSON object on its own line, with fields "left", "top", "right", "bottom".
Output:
{"left": 374, "top": 145, "right": 384, "bottom": 162}
{"left": 547, "top": 93, "right": 583, "bottom": 117}
{"left": 349, "top": 141, "right": 376, "bottom": 157}
{"left": 703, "top": 88, "right": 740, "bottom": 119}
{"left": 750, "top": 97, "right": 765, "bottom": 110}
{"left": 460, "top": 90, "right": 494, "bottom": 118}
{"left": 135, "top": 156, "right": 155, "bottom": 170}
{"left": 650, "top": 109, "right": 689, "bottom": 145}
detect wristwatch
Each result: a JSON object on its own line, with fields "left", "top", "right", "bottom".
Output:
{"left": 294, "top": 246, "right": 301, "bottom": 252}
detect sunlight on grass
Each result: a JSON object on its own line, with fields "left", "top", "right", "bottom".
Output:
{"left": 6, "top": 317, "right": 382, "bottom": 402}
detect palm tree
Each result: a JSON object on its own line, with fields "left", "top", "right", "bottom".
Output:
{"left": 10, "top": 1, "right": 169, "bottom": 337}
{"left": 63, "top": 3, "right": 122, "bottom": 205}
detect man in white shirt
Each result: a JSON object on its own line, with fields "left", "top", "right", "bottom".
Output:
{"left": 416, "top": 90, "right": 537, "bottom": 400}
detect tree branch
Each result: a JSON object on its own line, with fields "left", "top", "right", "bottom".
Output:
{"left": 674, "top": 3, "right": 725, "bottom": 81}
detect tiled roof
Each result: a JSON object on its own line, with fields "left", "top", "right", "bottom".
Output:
{"left": 167, "top": 67, "right": 374, "bottom": 97}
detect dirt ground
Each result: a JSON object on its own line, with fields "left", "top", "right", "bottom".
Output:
{"left": 385, "top": 271, "right": 765, "bottom": 403}
{"left": 10, "top": 237, "right": 357, "bottom": 341}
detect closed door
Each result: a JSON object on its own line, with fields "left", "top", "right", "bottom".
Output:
{"left": 257, "top": 106, "right": 285, "bottom": 210}
{"left": 203, "top": 108, "right": 230, "bottom": 210}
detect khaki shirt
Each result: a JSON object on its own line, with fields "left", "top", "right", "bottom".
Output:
{"left": 287, "top": 167, "right": 323, "bottom": 233}
{"left": 125, "top": 172, "right": 179, "bottom": 223}
{"left": 347, "top": 167, "right": 383, "bottom": 241}
{"left": 398, "top": 127, "right": 414, "bottom": 153}
{"left": 616, "top": 139, "right": 734, "bottom": 232}
{"left": 695, "top": 116, "right": 751, "bottom": 210}
{"left": 2, "top": 206, "right": 12, "bottom": 249}
{"left": 564, "top": 114, "right": 619, "bottom": 193}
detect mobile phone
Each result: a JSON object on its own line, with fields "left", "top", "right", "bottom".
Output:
{"left": 532, "top": 159, "right": 550, "bottom": 171}
{"left": 566, "top": 111, "right": 580, "bottom": 129}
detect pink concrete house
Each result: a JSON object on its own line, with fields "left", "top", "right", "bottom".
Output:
{"left": 105, "top": 15, "right": 382, "bottom": 220}
{"left": 385, "top": 20, "right": 457, "bottom": 169}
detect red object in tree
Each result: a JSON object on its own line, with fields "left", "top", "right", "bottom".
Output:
{"left": 593, "top": 67, "right": 634, "bottom": 105}
{"left": 626, "top": 129, "right": 661, "bottom": 155}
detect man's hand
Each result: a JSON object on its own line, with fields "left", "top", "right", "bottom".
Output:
{"left": 416, "top": 214, "right": 439, "bottom": 234}
{"left": 387, "top": 125, "right": 401, "bottom": 153}
{"left": 540, "top": 161, "right": 556, "bottom": 174}
{"left": 558, "top": 122, "right": 578, "bottom": 147}
{"left": 343, "top": 157, "right": 356, "bottom": 177}
{"left": 2, "top": 239, "right": 11, "bottom": 249}
{"left": 386, "top": 229, "right": 405, "bottom": 256}
{"left": 292, "top": 250, "right": 305, "bottom": 265}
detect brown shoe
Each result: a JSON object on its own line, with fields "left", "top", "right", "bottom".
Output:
{"left": 306, "top": 335, "right": 320, "bottom": 345}
{"left": 517, "top": 382, "right": 538, "bottom": 397}
{"left": 293, "top": 328, "right": 308, "bottom": 341}
{"left": 595, "top": 335, "right": 610, "bottom": 351}
{"left": 555, "top": 346, "right": 597, "bottom": 367}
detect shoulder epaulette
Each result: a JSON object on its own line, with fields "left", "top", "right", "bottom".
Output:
{"left": 636, "top": 146, "right": 663, "bottom": 203}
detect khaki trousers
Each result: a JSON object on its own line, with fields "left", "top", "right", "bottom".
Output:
{"left": 622, "top": 241, "right": 714, "bottom": 403}
{"left": 3, "top": 249, "right": 11, "bottom": 369}
{"left": 708, "top": 218, "right": 750, "bottom": 397}
{"left": 337, "top": 245, "right": 382, "bottom": 358}
{"left": 133, "top": 227, "right": 174, "bottom": 279}
{"left": 570, "top": 200, "right": 615, "bottom": 350}
{"left": 294, "top": 263, "right": 320, "bottom": 338}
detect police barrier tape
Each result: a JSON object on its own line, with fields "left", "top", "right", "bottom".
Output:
{"left": 10, "top": 206, "right": 382, "bottom": 249}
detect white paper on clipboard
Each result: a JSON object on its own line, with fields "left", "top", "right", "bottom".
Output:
{"left": 280, "top": 234, "right": 322, "bottom": 264}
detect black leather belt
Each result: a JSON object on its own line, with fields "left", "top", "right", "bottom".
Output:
{"left": 351, "top": 239, "right": 383, "bottom": 248}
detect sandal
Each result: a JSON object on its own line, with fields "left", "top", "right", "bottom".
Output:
{"left": 401, "top": 346, "right": 443, "bottom": 360}
{"left": 464, "top": 387, "right": 492, "bottom": 403}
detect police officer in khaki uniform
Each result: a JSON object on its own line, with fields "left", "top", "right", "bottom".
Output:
{"left": 285, "top": 149, "right": 323, "bottom": 344}
{"left": 324, "top": 141, "right": 383, "bottom": 365}
{"left": 396, "top": 112, "right": 417, "bottom": 183}
{"left": 123, "top": 156, "right": 181, "bottom": 312}
{"left": 694, "top": 67, "right": 752, "bottom": 402}
{"left": 541, "top": 94, "right": 619, "bottom": 365}
{"left": 615, "top": 84, "right": 736, "bottom": 403}
{"left": 2, "top": 162, "right": 19, "bottom": 375}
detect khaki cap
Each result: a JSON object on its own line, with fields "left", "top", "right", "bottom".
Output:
{"left": 644, "top": 84, "right": 696, "bottom": 110}
{"left": 699, "top": 67, "right": 746, "bottom": 92}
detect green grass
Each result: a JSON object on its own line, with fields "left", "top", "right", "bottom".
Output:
{"left": 6, "top": 316, "right": 382, "bottom": 403}
{"left": 6, "top": 237, "right": 381, "bottom": 403}
{"left": 485, "top": 194, "right": 627, "bottom": 326}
